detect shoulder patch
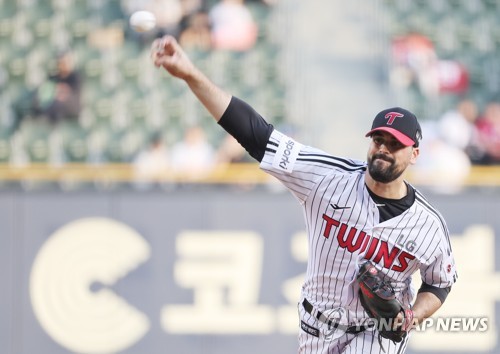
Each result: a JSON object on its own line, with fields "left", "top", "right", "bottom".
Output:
{"left": 272, "top": 136, "right": 302, "bottom": 173}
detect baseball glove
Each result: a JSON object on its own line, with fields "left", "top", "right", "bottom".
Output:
{"left": 356, "top": 261, "right": 413, "bottom": 343}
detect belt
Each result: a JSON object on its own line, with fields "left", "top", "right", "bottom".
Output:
{"left": 302, "top": 298, "right": 368, "bottom": 334}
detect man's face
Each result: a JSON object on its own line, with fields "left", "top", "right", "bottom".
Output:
{"left": 366, "top": 131, "right": 419, "bottom": 183}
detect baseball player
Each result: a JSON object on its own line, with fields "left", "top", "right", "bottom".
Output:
{"left": 151, "top": 36, "right": 457, "bottom": 354}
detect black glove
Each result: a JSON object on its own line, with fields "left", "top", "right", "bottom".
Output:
{"left": 356, "top": 261, "right": 414, "bottom": 343}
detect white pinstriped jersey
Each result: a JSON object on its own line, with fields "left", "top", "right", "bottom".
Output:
{"left": 260, "top": 130, "right": 457, "bottom": 321}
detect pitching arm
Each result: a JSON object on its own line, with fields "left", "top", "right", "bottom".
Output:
{"left": 152, "top": 35, "right": 231, "bottom": 121}
{"left": 151, "top": 35, "right": 274, "bottom": 162}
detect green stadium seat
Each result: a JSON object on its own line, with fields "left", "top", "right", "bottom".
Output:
{"left": 120, "top": 123, "right": 150, "bottom": 162}
{"left": 127, "top": 96, "right": 150, "bottom": 125}
{"left": 0, "top": 0, "right": 288, "bottom": 171}
{"left": 90, "top": 0, "right": 125, "bottom": 28}
{"left": 83, "top": 56, "right": 104, "bottom": 86}
{"left": 59, "top": 122, "right": 88, "bottom": 163}
{"left": 64, "top": 0, "right": 91, "bottom": 44}
{"left": 92, "top": 96, "right": 115, "bottom": 127}
{"left": 0, "top": 128, "right": 11, "bottom": 163}
{"left": 23, "top": 2, "right": 54, "bottom": 44}
{"left": 0, "top": 0, "right": 16, "bottom": 44}
{"left": 7, "top": 54, "right": 27, "bottom": 84}
{"left": 103, "top": 131, "right": 126, "bottom": 163}
{"left": 20, "top": 121, "right": 52, "bottom": 163}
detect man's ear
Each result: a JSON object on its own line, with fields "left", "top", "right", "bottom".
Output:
{"left": 410, "top": 147, "right": 420, "bottom": 165}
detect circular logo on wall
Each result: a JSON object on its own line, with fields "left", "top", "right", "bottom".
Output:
{"left": 30, "top": 218, "right": 151, "bottom": 353}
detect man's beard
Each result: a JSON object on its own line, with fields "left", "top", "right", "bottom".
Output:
{"left": 367, "top": 154, "right": 405, "bottom": 183}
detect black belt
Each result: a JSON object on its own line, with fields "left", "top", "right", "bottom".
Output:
{"left": 302, "top": 298, "right": 369, "bottom": 334}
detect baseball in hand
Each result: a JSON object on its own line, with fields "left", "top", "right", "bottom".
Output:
{"left": 129, "top": 11, "right": 156, "bottom": 32}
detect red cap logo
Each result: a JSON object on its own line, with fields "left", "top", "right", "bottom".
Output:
{"left": 385, "top": 112, "right": 404, "bottom": 125}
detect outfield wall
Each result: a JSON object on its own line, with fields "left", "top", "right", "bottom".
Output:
{"left": 1, "top": 186, "right": 499, "bottom": 354}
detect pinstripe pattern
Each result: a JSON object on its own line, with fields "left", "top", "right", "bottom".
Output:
{"left": 262, "top": 131, "right": 457, "bottom": 353}
{"left": 342, "top": 330, "right": 411, "bottom": 354}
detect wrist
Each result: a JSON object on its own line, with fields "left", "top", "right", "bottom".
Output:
{"left": 402, "top": 308, "right": 415, "bottom": 331}
{"left": 183, "top": 65, "right": 203, "bottom": 84}
{"left": 411, "top": 308, "right": 425, "bottom": 325}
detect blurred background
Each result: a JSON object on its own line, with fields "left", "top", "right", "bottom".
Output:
{"left": 0, "top": 0, "right": 499, "bottom": 353}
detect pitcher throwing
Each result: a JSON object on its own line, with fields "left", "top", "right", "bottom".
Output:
{"left": 151, "top": 36, "right": 457, "bottom": 354}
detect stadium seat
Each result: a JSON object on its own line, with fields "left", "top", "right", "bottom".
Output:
{"left": 20, "top": 121, "right": 52, "bottom": 163}
{"left": 59, "top": 121, "right": 88, "bottom": 163}
{"left": 22, "top": 2, "right": 54, "bottom": 46}
{"left": 103, "top": 131, "right": 127, "bottom": 163}
{"left": 64, "top": 0, "right": 91, "bottom": 43}
{"left": 0, "top": 0, "right": 287, "bottom": 173}
{"left": 0, "top": 128, "right": 11, "bottom": 163}
{"left": 0, "top": 0, "right": 16, "bottom": 45}
{"left": 120, "top": 123, "right": 150, "bottom": 162}
{"left": 87, "top": 0, "right": 125, "bottom": 34}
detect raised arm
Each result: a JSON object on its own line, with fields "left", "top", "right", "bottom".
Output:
{"left": 151, "top": 35, "right": 231, "bottom": 121}
{"left": 150, "top": 35, "right": 274, "bottom": 162}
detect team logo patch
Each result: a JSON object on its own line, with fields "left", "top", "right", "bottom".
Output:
{"left": 272, "top": 136, "right": 302, "bottom": 173}
{"left": 384, "top": 112, "right": 404, "bottom": 125}
{"left": 323, "top": 307, "right": 349, "bottom": 342}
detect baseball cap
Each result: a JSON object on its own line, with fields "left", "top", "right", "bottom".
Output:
{"left": 365, "top": 107, "right": 422, "bottom": 147}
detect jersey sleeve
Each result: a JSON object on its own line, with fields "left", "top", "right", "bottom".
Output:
{"left": 218, "top": 96, "right": 274, "bottom": 162}
{"left": 420, "top": 224, "right": 457, "bottom": 289}
{"left": 260, "top": 129, "right": 367, "bottom": 203}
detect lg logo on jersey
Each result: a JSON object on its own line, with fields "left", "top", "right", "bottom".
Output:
{"left": 322, "top": 214, "right": 416, "bottom": 272}
{"left": 396, "top": 234, "right": 417, "bottom": 252}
